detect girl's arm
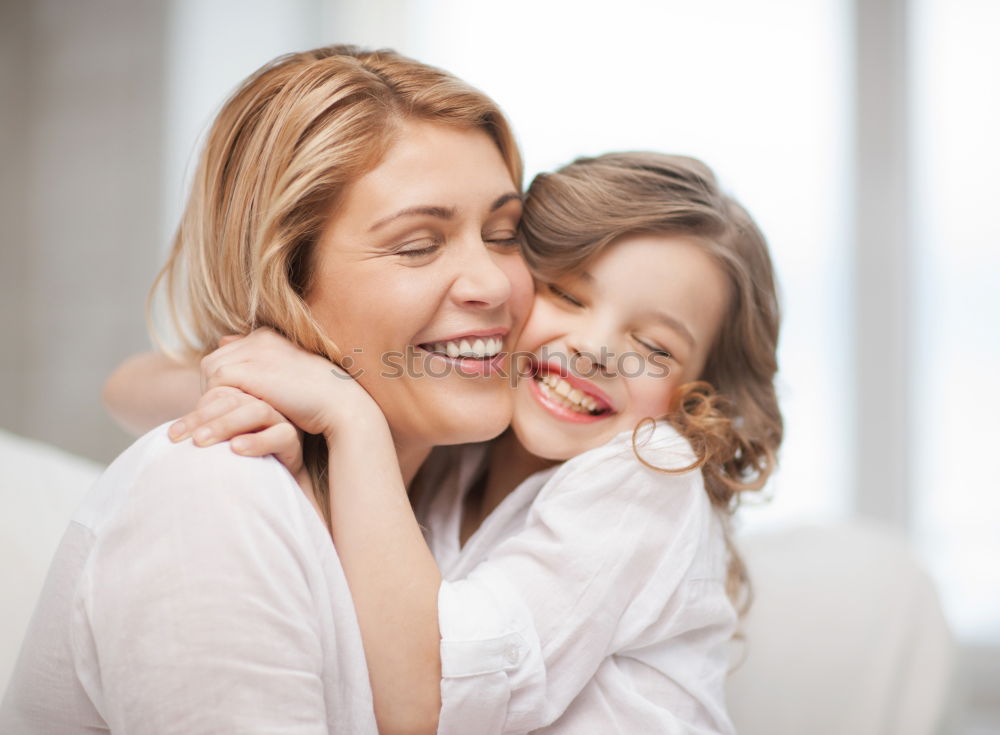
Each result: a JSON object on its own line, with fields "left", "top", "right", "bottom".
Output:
{"left": 103, "top": 351, "right": 201, "bottom": 434}
{"left": 189, "top": 329, "right": 442, "bottom": 735}
{"left": 324, "top": 413, "right": 442, "bottom": 734}
{"left": 176, "top": 335, "right": 732, "bottom": 734}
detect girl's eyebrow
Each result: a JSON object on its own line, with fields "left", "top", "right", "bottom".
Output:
{"left": 576, "top": 269, "right": 695, "bottom": 346}
{"left": 638, "top": 309, "right": 695, "bottom": 347}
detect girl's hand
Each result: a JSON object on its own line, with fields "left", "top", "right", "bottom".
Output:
{"left": 168, "top": 384, "right": 306, "bottom": 478}
{"left": 196, "top": 327, "right": 385, "bottom": 442}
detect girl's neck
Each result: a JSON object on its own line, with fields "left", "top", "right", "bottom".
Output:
{"left": 470, "top": 428, "right": 556, "bottom": 529}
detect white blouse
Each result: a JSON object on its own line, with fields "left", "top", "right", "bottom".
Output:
{"left": 0, "top": 420, "right": 735, "bottom": 735}
{"left": 414, "top": 422, "right": 738, "bottom": 735}
{"left": 0, "top": 423, "right": 379, "bottom": 734}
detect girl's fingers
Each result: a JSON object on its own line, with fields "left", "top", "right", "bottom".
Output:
{"left": 199, "top": 340, "right": 256, "bottom": 391}
{"left": 168, "top": 386, "right": 245, "bottom": 441}
{"left": 230, "top": 422, "right": 304, "bottom": 474}
{"left": 189, "top": 399, "right": 287, "bottom": 448}
{"left": 202, "top": 359, "right": 257, "bottom": 397}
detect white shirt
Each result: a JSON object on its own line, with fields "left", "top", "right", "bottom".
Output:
{"left": 414, "top": 422, "right": 738, "bottom": 735}
{"left": 0, "top": 422, "right": 378, "bottom": 734}
{"left": 1, "top": 420, "right": 735, "bottom": 735}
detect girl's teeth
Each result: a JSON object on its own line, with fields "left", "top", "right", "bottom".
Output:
{"left": 535, "top": 374, "right": 604, "bottom": 415}
{"left": 473, "top": 338, "right": 485, "bottom": 354}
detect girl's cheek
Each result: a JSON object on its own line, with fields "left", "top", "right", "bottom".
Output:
{"left": 629, "top": 376, "right": 676, "bottom": 419}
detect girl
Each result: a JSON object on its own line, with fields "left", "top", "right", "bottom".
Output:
{"left": 119, "top": 152, "right": 782, "bottom": 732}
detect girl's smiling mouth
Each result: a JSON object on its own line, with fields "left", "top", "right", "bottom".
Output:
{"left": 528, "top": 359, "right": 615, "bottom": 423}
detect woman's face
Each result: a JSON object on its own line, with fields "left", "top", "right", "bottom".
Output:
{"left": 306, "top": 120, "right": 533, "bottom": 449}
{"left": 510, "top": 234, "right": 731, "bottom": 460}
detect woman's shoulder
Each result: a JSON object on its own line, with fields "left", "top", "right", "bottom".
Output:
{"left": 74, "top": 421, "right": 305, "bottom": 535}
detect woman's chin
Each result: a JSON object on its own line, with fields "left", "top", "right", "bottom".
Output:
{"left": 436, "top": 409, "right": 513, "bottom": 445}
{"left": 407, "top": 398, "right": 513, "bottom": 447}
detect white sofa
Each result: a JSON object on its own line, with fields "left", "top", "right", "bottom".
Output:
{"left": 0, "top": 430, "right": 955, "bottom": 732}
{"left": 0, "top": 429, "right": 104, "bottom": 697}
{"left": 726, "top": 522, "right": 955, "bottom": 735}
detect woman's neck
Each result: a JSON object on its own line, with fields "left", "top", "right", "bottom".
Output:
{"left": 395, "top": 438, "right": 432, "bottom": 489}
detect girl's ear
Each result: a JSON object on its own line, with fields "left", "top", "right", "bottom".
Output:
{"left": 218, "top": 334, "right": 243, "bottom": 347}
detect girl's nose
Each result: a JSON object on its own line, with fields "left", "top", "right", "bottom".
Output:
{"left": 564, "top": 336, "right": 611, "bottom": 378}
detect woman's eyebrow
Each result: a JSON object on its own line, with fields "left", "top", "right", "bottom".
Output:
{"left": 367, "top": 193, "right": 519, "bottom": 233}
{"left": 490, "top": 192, "right": 522, "bottom": 211}
{"left": 368, "top": 205, "right": 456, "bottom": 232}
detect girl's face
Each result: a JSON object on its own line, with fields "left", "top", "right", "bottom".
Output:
{"left": 306, "top": 120, "right": 533, "bottom": 449}
{"left": 510, "top": 234, "right": 731, "bottom": 460}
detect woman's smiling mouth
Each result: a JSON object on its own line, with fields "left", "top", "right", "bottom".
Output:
{"left": 416, "top": 329, "right": 509, "bottom": 375}
{"left": 419, "top": 335, "right": 503, "bottom": 359}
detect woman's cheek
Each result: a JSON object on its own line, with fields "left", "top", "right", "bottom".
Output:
{"left": 511, "top": 293, "right": 553, "bottom": 353}
{"left": 506, "top": 255, "right": 535, "bottom": 317}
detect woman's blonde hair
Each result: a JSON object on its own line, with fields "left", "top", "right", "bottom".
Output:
{"left": 521, "top": 152, "right": 783, "bottom": 615}
{"left": 148, "top": 45, "right": 522, "bottom": 529}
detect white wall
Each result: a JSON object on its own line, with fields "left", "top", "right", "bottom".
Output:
{"left": 0, "top": 0, "right": 168, "bottom": 462}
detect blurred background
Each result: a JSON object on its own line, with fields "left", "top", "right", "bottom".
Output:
{"left": 0, "top": 0, "right": 997, "bottom": 731}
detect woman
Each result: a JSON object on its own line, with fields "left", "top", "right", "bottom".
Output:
{"left": 0, "top": 45, "right": 532, "bottom": 734}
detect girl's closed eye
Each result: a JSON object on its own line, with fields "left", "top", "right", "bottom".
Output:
{"left": 634, "top": 336, "right": 672, "bottom": 359}
{"left": 547, "top": 283, "right": 584, "bottom": 308}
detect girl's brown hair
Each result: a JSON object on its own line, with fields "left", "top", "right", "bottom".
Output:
{"left": 521, "top": 152, "right": 783, "bottom": 614}
{"left": 148, "top": 45, "right": 522, "bottom": 530}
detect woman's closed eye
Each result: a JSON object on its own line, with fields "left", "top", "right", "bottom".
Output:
{"left": 396, "top": 237, "right": 442, "bottom": 258}
{"left": 396, "top": 229, "right": 519, "bottom": 258}
{"left": 485, "top": 230, "right": 521, "bottom": 248}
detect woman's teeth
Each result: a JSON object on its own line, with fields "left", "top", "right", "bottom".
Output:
{"left": 535, "top": 374, "right": 603, "bottom": 414}
{"left": 427, "top": 337, "right": 503, "bottom": 359}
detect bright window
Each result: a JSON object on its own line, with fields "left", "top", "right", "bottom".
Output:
{"left": 405, "top": 0, "right": 854, "bottom": 530}
{"left": 910, "top": 0, "right": 1000, "bottom": 644}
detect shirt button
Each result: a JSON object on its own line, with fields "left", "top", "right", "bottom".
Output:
{"left": 504, "top": 643, "right": 519, "bottom": 665}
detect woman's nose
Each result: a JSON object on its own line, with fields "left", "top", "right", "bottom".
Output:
{"left": 450, "top": 237, "right": 514, "bottom": 309}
